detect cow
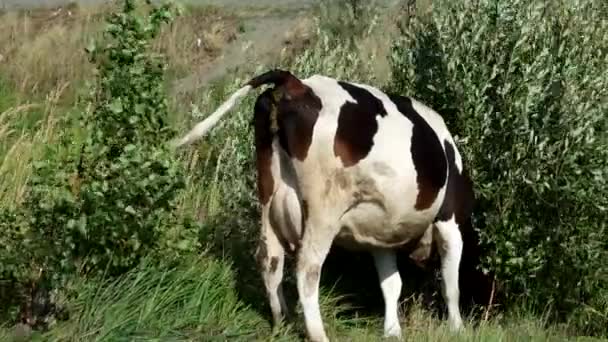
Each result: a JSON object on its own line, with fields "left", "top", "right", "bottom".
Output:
{"left": 173, "top": 69, "right": 477, "bottom": 341}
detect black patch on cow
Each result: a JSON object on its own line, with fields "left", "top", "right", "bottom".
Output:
{"left": 435, "top": 139, "right": 474, "bottom": 225}
{"left": 251, "top": 70, "right": 321, "bottom": 164}
{"left": 253, "top": 88, "right": 276, "bottom": 204}
{"left": 274, "top": 85, "right": 322, "bottom": 161}
{"left": 388, "top": 94, "right": 447, "bottom": 210}
{"left": 255, "top": 236, "right": 268, "bottom": 270}
{"left": 434, "top": 140, "right": 493, "bottom": 308}
{"left": 334, "top": 81, "right": 387, "bottom": 167}
{"left": 270, "top": 257, "right": 279, "bottom": 273}
{"left": 300, "top": 199, "right": 308, "bottom": 244}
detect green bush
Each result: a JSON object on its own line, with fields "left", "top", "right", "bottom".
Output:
{"left": 390, "top": 0, "right": 607, "bottom": 335}
{"left": 315, "top": 0, "right": 381, "bottom": 44}
{"left": 0, "top": 0, "right": 199, "bottom": 326}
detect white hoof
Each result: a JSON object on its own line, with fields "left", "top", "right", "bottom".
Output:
{"left": 308, "top": 330, "right": 329, "bottom": 342}
{"left": 448, "top": 316, "right": 464, "bottom": 332}
{"left": 383, "top": 324, "right": 402, "bottom": 339}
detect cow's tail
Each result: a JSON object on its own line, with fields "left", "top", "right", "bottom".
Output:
{"left": 172, "top": 69, "right": 302, "bottom": 148}
{"left": 172, "top": 85, "right": 252, "bottom": 148}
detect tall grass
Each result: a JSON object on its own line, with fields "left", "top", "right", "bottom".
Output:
{"left": 0, "top": 2, "right": 243, "bottom": 210}
{"left": 0, "top": 3, "right": 239, "bottom": 101}
{"left": 34, "top": 256, "right": 577, "bottom": 342}
{"left": 0, "top": 4, "right": 103, "bottom": 99}
{"left": 152, "top": 4, "right": 239, "bottom": 80}
{"left": 40, "top": 255, "right": 264, "bottom": 341}
{"left": 0, "top": 2, "right": 244, "bottom": 212}
{"left": 0, "top": 83, "right": 67, "bottom": 209}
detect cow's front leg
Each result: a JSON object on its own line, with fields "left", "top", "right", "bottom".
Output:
{"left": 296, "top": 221, "right": 335, "bottom": 342}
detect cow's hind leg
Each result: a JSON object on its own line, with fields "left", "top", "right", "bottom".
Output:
{"left": 434, "top": 217, "right": 464, "bottom": 331}
{"left": 372, "top": 249, "right": 402, "bottom": 338}
{"left": 296, "top": 223, "right": 335, "bottom": 342}
{"left": 256, "top": 205, "right": 288, "bottom": 327}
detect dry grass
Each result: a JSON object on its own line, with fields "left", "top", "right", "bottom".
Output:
{"left": 152, "top": 5, "right": 239, "bottom": 80}
{"left": 0, "top": 4, "right": 104, "bottom": 99}
{"left": 0, "top": 2, "right": 240, "bottom": 101}
{"left": 0, "top": 83, "right": 67, "bottom": 209}
{"left": 0, "top": 2, "right": 242, "bottom": 209}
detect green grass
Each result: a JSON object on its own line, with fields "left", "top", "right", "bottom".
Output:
{"left": 0, "top": 78, "right": 18, "bottom": 114}
{"left": 38, "top": 255, "right": 265, "bottom": 341}
{"left": 13, "top": 255, "right": 585, "bottom": 342}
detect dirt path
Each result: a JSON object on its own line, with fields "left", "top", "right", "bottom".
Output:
{"left": 171, "top": 9, "right": 313, "bottom": 95}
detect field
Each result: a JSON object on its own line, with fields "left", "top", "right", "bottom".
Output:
{"left": 0, "top": 0, "right": 606, "bottom": 341}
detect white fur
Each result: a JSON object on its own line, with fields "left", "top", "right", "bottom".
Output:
{"left": 434, "top": 215, "right": 464, "bottom": 331}
{"left": 296, "top": 221, "right": 334, "bottom": 342}
{"left": 268, "top": 139, "right": 304, "bottom": 251}
{"left": 172, "top": 85, "right": 252, "bottom": 148}
{"left": 259, "top": 205, "right": 288, "bottom": 326}
{"left": 372, "top": 249, "right": 403, "bottom": 338}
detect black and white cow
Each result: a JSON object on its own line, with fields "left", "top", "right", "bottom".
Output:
{"left": 174, "top": 70, "right": 477, "bottom": 341}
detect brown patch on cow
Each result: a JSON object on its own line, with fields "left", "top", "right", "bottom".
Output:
{"left": 387, "top": 94, "right": 447, "bottom": 210}
{"left": 253, "top": 94, "right": 275, "bottom": 204}
{"left": 283, "top": 75, "right": 308, "bottom": 99}
{"left": 270, "top": 257, "right": 279, "bottom": 274}
{"left": 334, "top": 81, "right": 387, "bottom": 167}
{"left": 416, "top": 186, "right": 439, "bottom": 211}
{"left": 304, "top": 265, "right": 320, "bottom": 297}
{"left": 275, "top": 86, "right": 322, "bottom": 161}
{"left": 247, "top": 69, "right": 306, "bottom": 98}
{"left": 334, "top": 139, "right": 357, "bottom": 168}
{"left": 248, "top": 69, "right": 321, "bottom": 162}
{"left": 255, "top": 236, "right": 268, "bottom": 270}
{"left": 300, "top": 199, "right": 309, "bottom": 240}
